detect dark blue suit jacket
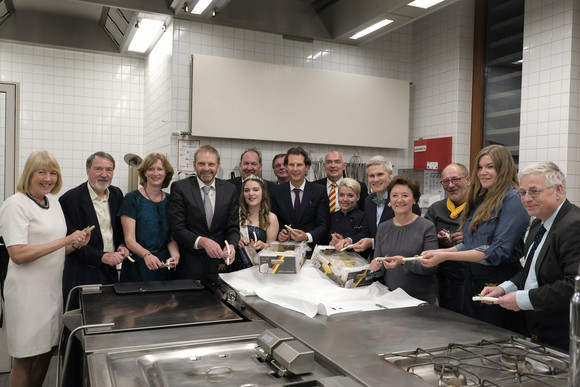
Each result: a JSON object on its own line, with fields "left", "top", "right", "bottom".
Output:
{"left": 59, "top": 182, "right": 125, "bottom": 308}
{"left": 168, "top": 177, "right": 239, "bottom": 283}
{"left": 350, "top": 192, "right": 421, "bottom": 242}
{"left": 270, "top": 181, "right": 329, "bottom": 247}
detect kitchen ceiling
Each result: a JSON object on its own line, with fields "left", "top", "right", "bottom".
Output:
{"left": 0, "top": 0, "right": 457, "bottom": 55}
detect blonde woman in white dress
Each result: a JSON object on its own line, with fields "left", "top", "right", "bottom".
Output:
{"left": 0, "top": 151, "right": 90, "bottom": 387}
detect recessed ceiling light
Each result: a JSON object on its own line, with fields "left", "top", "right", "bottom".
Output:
{"left": 128, "top": 19, "right": 164, "bottom": 53}
{"left": 408, "top": 0, "right": 446, "bottom": 9}
{"left": 349, "top": 19, "right": 393, "bottom": 40}
{"left": 191, "top": 0, "right": 213, "bottom": 15}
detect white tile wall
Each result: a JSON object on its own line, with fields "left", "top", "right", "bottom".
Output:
{"left": 0, "top": 42, "right": 144, "bottom": 195}
{"left": 410, "top": 0, "right": 475, "bottom": 169}
{"left": 520, "top": 0, "right": 580, "bottom": 203}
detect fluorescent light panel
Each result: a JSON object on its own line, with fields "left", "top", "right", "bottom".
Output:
{"left": 349, "top": 19, "right": 393, "bottom": 40}
{"left": 191, "top": 0, "right": 213, "bottom": 15}
{"left": 128, "top": 19, "right": 164, "bottom": 53}
{"left": 408, "top": 0, "right": 446, "bottom": 9}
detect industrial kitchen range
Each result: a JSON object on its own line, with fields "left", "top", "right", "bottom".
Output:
{"left": 64, "top": 280, "right": 572, "bottom": 387}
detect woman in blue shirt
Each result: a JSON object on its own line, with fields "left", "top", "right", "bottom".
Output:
{"left": 420, "top": 144, "right": 529, "bottom": 330}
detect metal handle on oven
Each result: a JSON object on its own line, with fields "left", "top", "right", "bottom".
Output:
{"left": 57, "top": 322, "right": 114, "bottom": 387}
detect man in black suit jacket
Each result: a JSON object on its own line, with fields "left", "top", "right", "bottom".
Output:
{"left": 481, "top": 161, "right": 580, "bottom": 351}
{"left": 59, "top": 152, "right": 129, "bottom": 309}
{"left": 227, "top": 148, "right": 275, "bottom": 197}
{"left": 337, "top": 155, "right": 420, "bottom": 253}
{"left": 314, "top": 150, "right": 368, "bottom": 211}
{"left": 168, "top": 145, "right": 239, "bottom": 284}
{"left": 270, "top": 147, "right": 329, "bottom": 248}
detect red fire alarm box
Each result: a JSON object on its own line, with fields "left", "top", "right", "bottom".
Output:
{"left": 413, "top": 137, "right": 452, "bottom": 171}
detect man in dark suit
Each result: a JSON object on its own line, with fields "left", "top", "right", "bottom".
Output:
{"left": 270, "top": 147, "right": 329, "bottom": 248}
{"left": 59, "top": 151, "right": 129, "bottom": 309}
{"left": 337, "top": 155, "right": 420, "bottom": 253}
{"left": 314, "top": 150, "right": 368, "bottom": 211}
{"left": 168, "top": 145, "right": 239, "bottom": 284}
{"left": 481, "top": 161, "right": 580, "bottom": 351}
{"left": 227, "top": 148, "right": 275, "bottom": 197}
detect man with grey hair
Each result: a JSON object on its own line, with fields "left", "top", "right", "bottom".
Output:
{"left": 481, "top": 161, "right": 580, "bottom": 351}
{"left": 228, "top": 147, "right": 275, "bottom": 197}
{"left": 60, "top": 151, "right": 129, "bottom": 308}
{"left": 337, "top": 155, "right": 420, "bottom": 255}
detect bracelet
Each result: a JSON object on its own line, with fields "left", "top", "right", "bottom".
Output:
{"left": 71, "top": 243, "right": 80, "bottom": 250}
{"left": 143, "top": 252, "right": 152, "bottom": 259}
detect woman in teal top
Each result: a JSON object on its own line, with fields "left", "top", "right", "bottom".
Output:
{"left": 118, "top": 153, "right": 180, "bottom": 281}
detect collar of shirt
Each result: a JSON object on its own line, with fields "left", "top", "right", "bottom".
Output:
{"left": 87, "top": 181, "right": 109, "bottom": 202}
{"left": 542, "top": 200, "right": 565, "bottom": 233}
{"left": 196, "top": 176, "right": 216, "bottom": 192}
{"left": 289, "top": 180, "right": 306, "bottom": 192}
{"left": 327, "top": 178, "right": 342, "bottom": 190}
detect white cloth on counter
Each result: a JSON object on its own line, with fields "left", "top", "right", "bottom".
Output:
{"left": 219, "top": 260, "right": 425, "bottom": 318}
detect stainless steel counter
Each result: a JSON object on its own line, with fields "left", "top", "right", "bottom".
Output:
{"left": 240, "top": 295, "right": 521, "bottom": 386}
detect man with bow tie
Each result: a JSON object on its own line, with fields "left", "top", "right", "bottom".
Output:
{"left": 480, "top": 161, "right": 580, "bottom": 351}
{"left": 270, "top": 147, "right": 329, "bottom": 249}
{"left": 424, "top": 163, "right": 471, "bottom": 313}
{"left": 337, "top": 155, "right": 420, "bottom": 255}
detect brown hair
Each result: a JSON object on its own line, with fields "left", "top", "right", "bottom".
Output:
{"left": 137, "top": 153, "right": 175, "bottom": 189}
{"left": 460, "top": 144, "right": 518, "bottom": 233}
{"left": 239, "top": 176, "right": 271, "bottom": 229}
{"left": 194, "top": 145, "right": 220, "bottom": 164}
{"left": 387, "top": 176, "right": 421, "bottom": 202}
{"left": 284, "top": 147, "right": 311, "bottom": 167}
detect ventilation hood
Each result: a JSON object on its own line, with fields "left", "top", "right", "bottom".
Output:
{"left": 0, "top": 0, "right": 457, "bottom": 55}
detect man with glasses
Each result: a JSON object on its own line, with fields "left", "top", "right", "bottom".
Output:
{"left": 424, "top": 163, "right": 470, "bottom": 312}
{"left": 480, "top": 161, "right": 580, "bottom": 351}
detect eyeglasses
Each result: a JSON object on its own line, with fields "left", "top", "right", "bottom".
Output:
{"left": 517, "top": 186, "right": 553, "bottom": 199}
{"left": 440, "top": 176, "right": 466, "bottom": 187}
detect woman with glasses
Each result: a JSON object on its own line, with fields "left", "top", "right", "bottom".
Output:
{"left": 420, "top": 144, "right": 529, "bottom": 330}
{"left": 118, "top": 153, "right": 180, "bottom": 281}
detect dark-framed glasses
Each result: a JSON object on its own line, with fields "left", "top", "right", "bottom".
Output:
{"left": 440, "top": 176, "right": 466, "bottom": 187}
{"left": 517, "top": 186, "right": 553, "bottom": 199}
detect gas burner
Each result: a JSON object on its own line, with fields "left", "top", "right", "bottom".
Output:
{"left": 432, "top": 357, "right": 467, "bottom": 386}
{"left": 382, "top": 337, "right": 569, "bottom": 386}
{"left": 499, "top": 346, "right": 534, "bottom": 373}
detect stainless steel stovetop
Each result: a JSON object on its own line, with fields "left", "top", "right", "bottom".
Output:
{"left": 382, "top": 337, "right": 568, "bottom": 386}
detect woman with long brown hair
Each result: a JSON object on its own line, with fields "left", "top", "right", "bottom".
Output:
{"left": 237, "top": 175, "right": 279, "bottom": 266}
{"left": 420, "top": 144, "right": 530, "bottom": 329}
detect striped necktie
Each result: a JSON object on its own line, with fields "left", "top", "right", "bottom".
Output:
{"left": 518, "top": 225, "right": 546, "bottom": 290}
{"left": 329, "top": 183, "right": 337, "bottom": 213}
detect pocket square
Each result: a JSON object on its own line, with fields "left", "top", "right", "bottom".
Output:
{"left": 307, "top": 200, "right": 315, "bottom": 208}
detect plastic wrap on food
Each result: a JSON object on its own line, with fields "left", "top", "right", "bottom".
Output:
{"left": 258, "top": 241, "right": 308, "bottom": 274}
{"left": 311, "top": 246, "right": 373, "bottom": 288}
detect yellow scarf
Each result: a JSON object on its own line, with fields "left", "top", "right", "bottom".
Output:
{"left": 447, "top": 197, "right": 465, "bottom": 219}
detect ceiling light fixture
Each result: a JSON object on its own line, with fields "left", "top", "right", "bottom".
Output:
{"left": 191, "top": 0, "right": 213, "bottom": 15}
{"left": 128, "top": 19, "right": 164, "bottom": 53}
{"left": 349, "top": 19, "right": 393, "bottom": 40}
{"left": 408, "top": 0, "right": 446, "bottom": 9}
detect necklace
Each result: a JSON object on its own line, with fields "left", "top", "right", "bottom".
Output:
{"left": 144, "top": 187, "right": 164, "bottom": 203}
{"left": 26, "top": 192, "right": 49, "bottom": 210}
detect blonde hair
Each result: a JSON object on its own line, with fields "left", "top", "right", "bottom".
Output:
{"left": 239, "top": 175, "right": 271, "bottom": 229}
{"left": 339, "top": 178, "right": 361, "bottom": 196}
{"left": 137, "top": 153, "right": 175, "bottom": 188}
{"left": 17, "top": 151, "right": 63, "bottom": 194}
{"left": 460, "top": 144, "right": 518, "bottom": 233}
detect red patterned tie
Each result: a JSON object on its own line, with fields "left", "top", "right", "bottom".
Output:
{"left": 329, "top": 183, "right": 337, "bottom": 213}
